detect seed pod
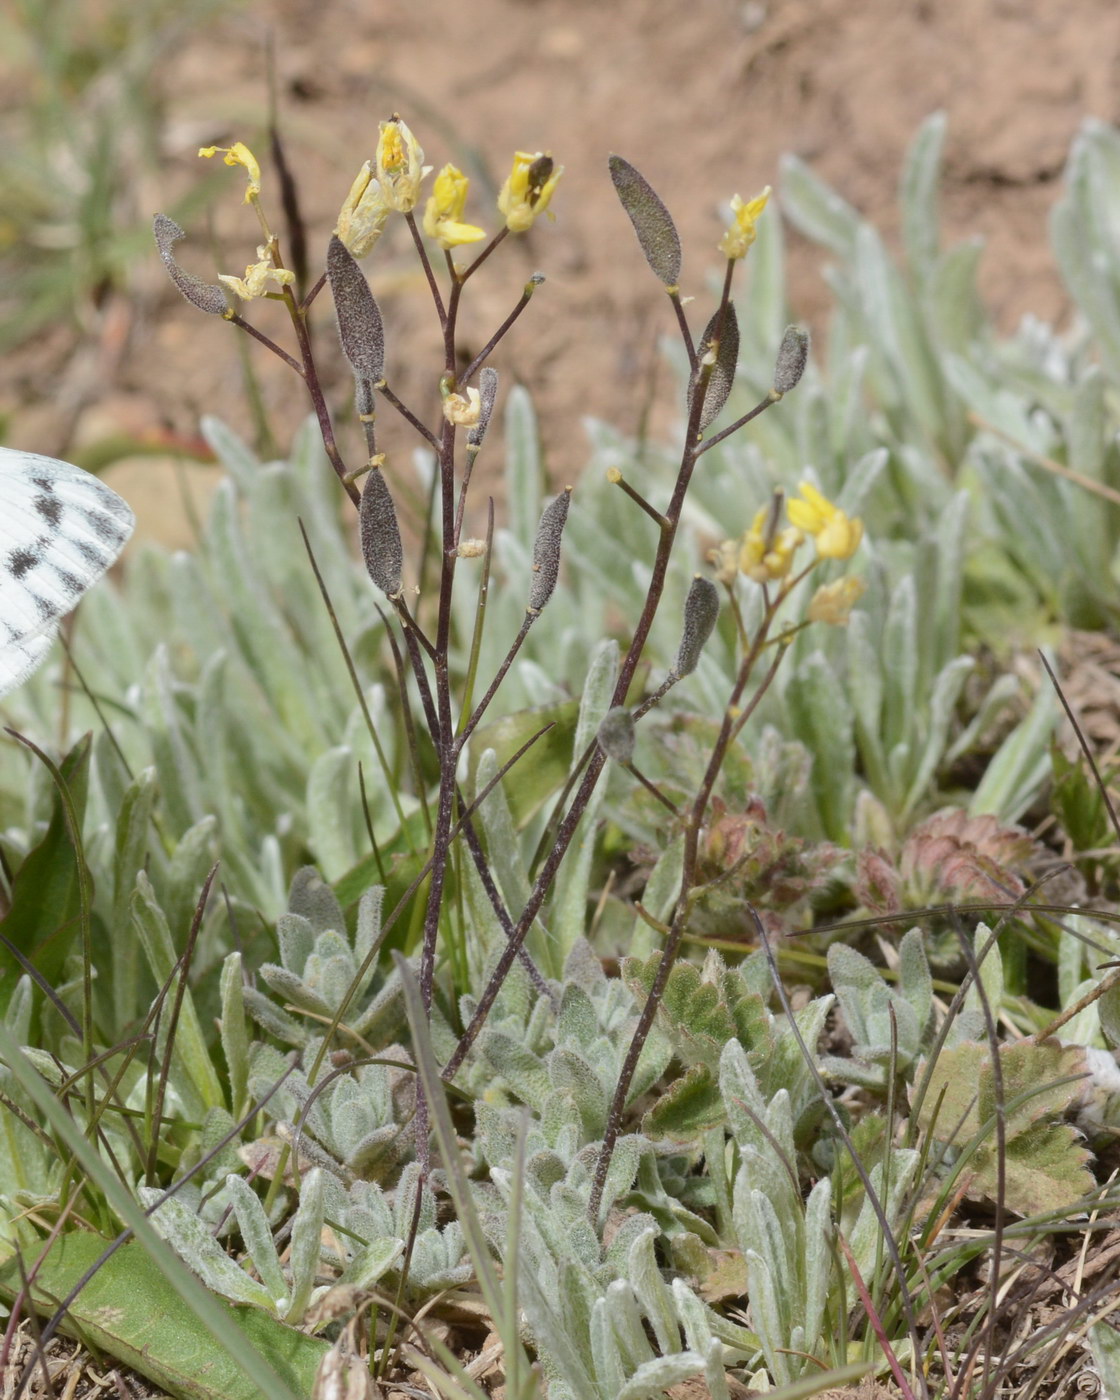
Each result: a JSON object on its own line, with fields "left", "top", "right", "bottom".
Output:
{"left": 608, "top": 155, "right": 682, "bottom": 287}
{"left": 687, "top": 304, "right": 739, "bottom": 431}
{"left": 360, "top": 466, "right": 403, "bottom": 597}
{"left": 674, "top": 575, "right": 720, "bottom": 677}
{"left": 597, "top": 707, "right": 635, "bottom": 764}
{"left": 327, "top": 234, "right": 385, "bottom": 383}
{"left": 354, "top": 374, "right": 375, "bottom": 419}
{"left": 152, "top": 214, "right": 229, "bottom": 316}
{"left": 527, "top": 486, "right": 572, "bottom": 615}
{"left": 468, "top": 367, "right": 499, "bottom": 450}
{"left": 773, "top": 326, "right": 810, "bottom": 396}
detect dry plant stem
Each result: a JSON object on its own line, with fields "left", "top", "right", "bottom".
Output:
{"left": 394, "top": 595, "right": 438, "bottom": 663}
{"left": 1034, "top": 965, "right": 1120, "bottom": 1041}
{"left": 836, "top": 1234, "right": 918, "bottom": 1400}
{"left": 456, "top": 499, "right": 496, "bottom": 730}
{"left": 299, "top": 523, "right": 409, "bottom": 836}
{"left": 669, "top": 289, "right": 697, "bottom": 368}
{"left": 621, "top": 761, "right": 680, "bottom": 816}
{"left": 455, "top": 614, "right": 535, "bottom": 749}
{"left": 444, "top": 283, "right": 777, "bottom": 1082}
{"left": 589, "top": 612, "right": 778, "bottom": 1220}
{"left": 228, "top": 314, "right": 304, "bottom": 375}
{"left": 306, "top": 721, "right": 557, "bottom": 1089}
{"left": 379, "top": 382, "right": 441, "bottom": 450}
{"left": 458, "top": 226, "right": 511, "bottom": 287}
{"left": 697, "top": 391, "right": 780, "bottom": 457}
{"left": 298, "top": 270, "right": 327, "bottom": 312}
{"left": 456, "top": 798, "right": 557, "bottom": 1006}
{"left": 957, "top": 928, "right": 1006, "bottom": 1400}
{"left": 753, "top": 907, "right": 931, "bottom": 1400}
{"left": 145, "top": 864, "right": 219, "bottom": 1188}
{"left": 459, "top": 282, "right": 538, "bottom": 387}
{"left": 417, "top": 207, "right": 476, "bottom": 1017}
{"left": 279, "top": 283, "right": 360, "bottom": 506}
{"left": 632, "top": 673, "right": 678, "bottom": 721}
{"left": 406, "top": 212, "right": 446, "bottom": 326}
{"left": 612, "top": 473, "right": 667, "bottom": 528}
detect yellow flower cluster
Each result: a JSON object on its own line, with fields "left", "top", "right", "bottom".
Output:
{"left": 203, "top": 121, "right": 565, "bottom": 267}
{"left": 710, "top": 482, "right": 864, "bottom": 623}
{"left": 738, "top": 506, "right": 802, "bottom": 584}
{"left": 786, "top": 482, "right": 863, "bottom": 559}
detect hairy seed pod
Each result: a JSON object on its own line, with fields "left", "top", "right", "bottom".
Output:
{"left": 773, "top": 325, "right": 810, "bottom": 396}
{"left": 354, "top": 374, "right": 375, "bottom": 419}
{"left": 608, "top": 155, "right": 682, "bottom": 287}
{"left": 360, "top": 467, "right": 403, "bottom": 597}
{"left": 527, "top": 486, "right": 572, "bottom": 615}
{"left": 468, "top": 367, "right": 499, "bottom": 450}
{"left": 327, "top": 235, "right": 385, "bottom": 383}
{"left": 152, "top": 214, "right": 229, "bottom": 316}
{"left": 674, "top": 575, "right": 720, "bottom": 677}
{"left": 597, "top": 707, "right": 636, "bottom": 764}
{"left": 688, "top": 305, "right": 740, "bottom": 431}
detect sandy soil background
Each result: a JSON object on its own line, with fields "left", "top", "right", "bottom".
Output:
{"left": 4, "top": 0, "right": 1120, "bottom": 544}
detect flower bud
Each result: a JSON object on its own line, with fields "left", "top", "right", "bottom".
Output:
{"left": 597, "top": 707, "right": 636, "bottom": 764}
{"left": 674, "top": 575, "right": 720, "bottom": 677}
{"left": 718, "top": 187, "right": 770, "bottom": 260}
{"left": 527, "top": 486, "right": 572, "bottom": 614}
{"left": 773, "top": 326, "right": 810, "bottom": 396}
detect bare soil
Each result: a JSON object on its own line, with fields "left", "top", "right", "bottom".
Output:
{"left": 6, "top": 0, "right": 1120, "bottom": 536}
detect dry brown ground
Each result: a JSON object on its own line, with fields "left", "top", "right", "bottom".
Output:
{"left": 5, "top": 0, "right": 1120, "bottom": 544}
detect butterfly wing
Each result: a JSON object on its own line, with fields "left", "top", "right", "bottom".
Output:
{"left": 0, "top": 448, "right": 135, "bottom": 698}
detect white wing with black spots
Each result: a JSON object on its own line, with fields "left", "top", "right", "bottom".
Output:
{"left": 0, "top": 447, "right": 135, "bottom": 698}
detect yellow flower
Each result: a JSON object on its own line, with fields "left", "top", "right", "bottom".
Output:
{"left": 218, "top": 245, "right": 295, "bottom": 301}
{"left": 423, "top": 165, "right": 487, "bottom": 250}
{"left": 198, "top": 142, "right": 262, "bottom": 204}
{"left": 376, "top": 115, "right": 430, "bottom": 213}
{"left": 787, "top": 482, "right": 863, "bottom": 560}
{"left": 442, "top": 387, "right": 482, "bottom": 426}
{"left": 738, "top": 506, "right": 802, "bottom": 583}
{"left": 335, "top": 161, "right": 391, "bottom": 257}
{"left": 498, "top": 151, "right": 563, "bottom": 233}
{"left": 718, "top": 186, "right": 771, "bottom": 260}
{"left": 808, "top": 575, "right": 866, "bottom": 625}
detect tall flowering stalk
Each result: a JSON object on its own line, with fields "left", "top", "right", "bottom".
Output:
{"left": 153, "top": 123, "right": 860, "bottom": 1215}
